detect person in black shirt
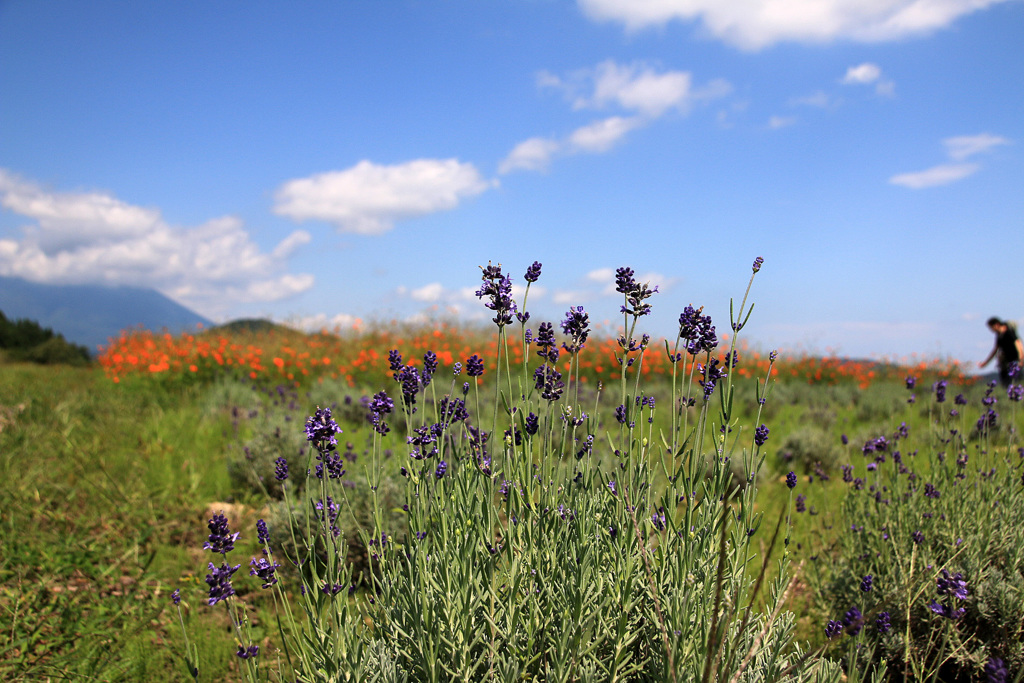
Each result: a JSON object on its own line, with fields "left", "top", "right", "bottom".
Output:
{"left": 979, "top": 317, "right": 1023, "bottom": 386}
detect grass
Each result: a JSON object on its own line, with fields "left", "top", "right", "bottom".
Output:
{"left": 0, "top": 325, "right": 1001, "bottom": 681}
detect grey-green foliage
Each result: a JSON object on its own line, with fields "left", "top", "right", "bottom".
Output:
{"left": 814, "top": 387, "right": 1024, "bottom": 680}
{"left": 195, "top": 261, "right": 843, "bottom": 683}
{"left": 777, "top": 426, "right": 844, "bottom": 475}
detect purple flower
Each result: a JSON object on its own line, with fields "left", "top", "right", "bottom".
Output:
{"left": 678, "top": 305, "right": 717, "bottom": 355}
{"left": 911, "top": 530, "right": 924, "bottom": 545}
{"left": 256, "top": 519, "right": 270, "bottom": 548}
{"left": 367, "top": 390, "right": 395, "bottom": 435}
{"left": 929, "top": 600, "right": 965, "bottom": 620}
{"left": 795, "top": 494, "right": 806, "bottom": 513}
{"left": 397, "top": 365, "right": 421, "bottom": 409}
{"left": 204, "top": 513, "right": 239, "bottom": 555}
{"left": 934, "top": 380, "right": 947, "bottom": 403}
{"left": 236, "top": 644, "right": 259, "bottom": 660}
{"left": 476, "top": 263, "right": 517, "bottom": 327}
{"left": 524, "top": 261, "right": 542, "bottom": 283}
{"left": 274, "top": 456, "right": 288, "bottom": 481}
{"left": 171, "top": 588, "right": 181, "bottom": 606}
{"left": 249, "top": 556, "right": 281, "bottom": 589}
{"left": 615, "top": 267, "right": 636, "bottom": 294}
{"left": 698, "top": 358, "right": 726, "bottom": 400}
{"left": 435, "top": 460, "right": 448, "bottom": 479}
{"left": 561, "top": 306, "right": 590, "bottom": 354}
{"left": 524, "top": 412, "right": 539, "bottom": 436}
{"left": 533, "top": 364, "right": 565, "bottom": 402}
{"left": 1009, "top": 385, "right": 1024, "bottom": 402}
{"left": 466, "top": 354, "right": 485, "bottom": 378}
{"left": 388, "top": 349, "right": 403, "bottom": 373}
{"left": 421, "top": 351, "right": 438, "bottom": 386}
{"left": 936, "top": 569, "right": 969, "bottom": 600}
{"left": 843, "top": 606, "right": 863, "bottom": 636}
{"left": 305, "top": 407, "right": 341, "bottom": 448}
{"left": 754, "top": 424, "right": 770, "bottom": 447}
{"left": 906, "top": 375, "right": 917, "bottom": 390}
{"left": 875, "top": 611, "right": 891, "bottom": 634}
{"left": 608, "top": 480, "right": 618, "bottom": 496}
{"left": 614, "top": 404, "right": 628, "bottom": 424}
{"left": 985, "top": 658, "right": 1008, "bottom": 683}
{"left": 752, "top": 256, "right": 764, "bottom": 273}
{"left": 536, "top": 322, "right": 559, "bottom": 363}
{"left": 615, "top": 266, "right": 657, "bottom": 317}
{"left": 205, "top": 562, "right": 240, "bottom": 605}
{"left": 786, "top": 471, "right": 797, "bottom": 489}
{"left": 860, "top": 575, "right": 873, "bottom": 592}
{"left": 824, "top": 620, "right": 843, "bottom": 639}
{"left": 841, "top": 434, "right": 849, "bottom": 445}
{"left": 955, "top": 393, "right": 968, "bottom": 405}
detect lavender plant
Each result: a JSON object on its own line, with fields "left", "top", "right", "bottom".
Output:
{"left": 811, "top": 373, "right": 1024, "bottom": 680}
{"left": 177, "top": 259, "right": 843, "bottom": 682}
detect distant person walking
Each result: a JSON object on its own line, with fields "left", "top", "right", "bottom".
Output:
{"left": 979, "top": 317, "right": 1023, "bottom": 386}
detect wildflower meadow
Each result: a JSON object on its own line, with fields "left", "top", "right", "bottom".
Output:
{"left": 1, "top": 259, "right": 1020, "bottom": 682}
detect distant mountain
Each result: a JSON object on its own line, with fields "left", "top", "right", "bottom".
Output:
{"left": 0, "top": 276, "right": 211, "bottom": 355}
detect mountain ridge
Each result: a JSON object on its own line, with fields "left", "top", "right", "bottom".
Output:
{"left": 0, "top": 276, "right": 212, "bottom": 355}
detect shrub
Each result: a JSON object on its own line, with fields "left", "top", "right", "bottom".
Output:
{"left": 174, "top": 259, "right": 842, "bottom": 682}
{"left": 811, "top": 378, "right": 1024, "bottom": 680}
{"left": 776, "top": 426, "right": 844, "bottom": 475}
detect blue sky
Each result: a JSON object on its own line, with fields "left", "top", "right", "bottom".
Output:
{"left": 1, "top": 0, "right": 1022, "bottom": 363}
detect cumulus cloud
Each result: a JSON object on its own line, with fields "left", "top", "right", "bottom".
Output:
{"left": 568, "top": 116, "right": 644, "bottom": 153}
{"left": 577, "top": 0, "right": 1012, "bottom": 50}
{"left": 890, "top": 132, "right": 1010, "bottom": 189}
{"left": 498, "top": 137, "right": 561, "bottom": 174}
{"left": 274, "top": 159, "right": 494, "bottom": 234}
{"left": 576, "top": 61, "right": 694, "bottom": 116}
{"left": 410, "top": 282, "right": 446, "bottom": 302}
{"left": 501, "top": 61, "right": 729, "bottom": 174}
{"left": 842, "top": 63, "right": 881, "bottom": 84}
{"left": 0, "top": 169, "right": 313, "bottom": 315}
{"left": 841, "top": 62, "right": 895, "bottom": 96}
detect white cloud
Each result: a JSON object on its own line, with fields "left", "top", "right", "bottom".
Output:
{"left": 768, "top": 115, "right": 797, "bottom": 129}
{"left": 0, "top": 169, "right": 313, "bottom": 316}
{"left": 890, "top": 132, "right": 1010, "bottom": 189}
{"left": 578, "top": 61, "right": 693, "bottom": 117}
{"left": 552, "top": 289, "right": 588, "bottom": 305}
{"left": 498, "top": 137, "right": 561, "bottom": 174}
{"left": 273, "top": 159, "right": 493, "bottom": 234}
{"left": 577, "top": 0, "right": 1013, "bottom": 50}
{"left": 568, "top": 116, "right": 643, "bottom": 153}
{"left": 586, "top": 267, "right": 615, "bottom": 282}
{"left": 841, "top": 63, "right": 895, "bottom": 96}
{"left": 889, "top": 163, "right": 979, "bottom": 188}
{"left": 842, "top": 63, "right": 881, "bottom": 84}
{"left": 411, "top": 282, "right": 445, "bottom": 302}
{"left": 943, "top": 133, "right": 1011, "bottom": 161}
{"left": 502, "top": 60, "right": 729, "bottom": 174}
{"left": 285, "top": 312, "right": 361, "bottom": 332}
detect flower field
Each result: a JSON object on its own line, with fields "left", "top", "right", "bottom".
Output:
{"left": 98, "top": 320, "right": 966, "bottom": 391}
{"left": 3, "top": 260, "right": 1020, "bottom": 682}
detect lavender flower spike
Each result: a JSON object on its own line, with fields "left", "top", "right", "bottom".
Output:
{"left": 204, "top": 512, "right": 239, "bottom": 555}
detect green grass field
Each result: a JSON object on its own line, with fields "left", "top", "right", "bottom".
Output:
{"left": 0, "top": 344, "right": 1015, "bottom": 681}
